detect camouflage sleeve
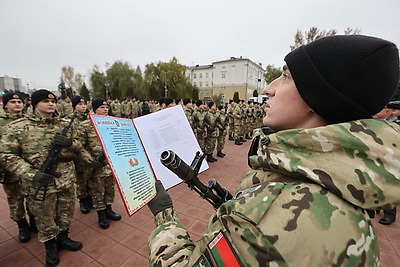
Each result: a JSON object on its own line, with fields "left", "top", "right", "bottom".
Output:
{"left": 0, "top": 127, "right": 37, "bottom": 180}
{"left": 148, "top": 208, "right": 196, "bottom": 266}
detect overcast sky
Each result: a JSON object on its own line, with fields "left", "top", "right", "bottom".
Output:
{"left": 1, "top": 0, "right": 399, "bottom": 91}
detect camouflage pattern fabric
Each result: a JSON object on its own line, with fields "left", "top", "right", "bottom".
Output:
{"left": 232, "top": 104, "right": 242, "bottom": 140}
{"left": 205, "top": 109, "right": 219, "bottom": 155}
{"left": 73, "top": 113, "right": 91, "bottom": 199}
{"left": 78, "top": 119, "right": 115, "bottom": 211}
{"left": 193, "top": 107, "right": 207, "bottom": 152}
{"left": 148, "top": 119, "right": 400, "bottom": 266}
{"left": 28, "top": 185, "right": 75, "bottom": 242}
{"left": 216, "top": 110, "right": 228, "bottom": 152}
{"left": 110, "top": 101, "right": 122, "bottom": 117}
{"left": 183, "top": 106, "right": 194, "bottom": 132}
{"left": 0, "top": 112, "right": 90, "bottom": 242}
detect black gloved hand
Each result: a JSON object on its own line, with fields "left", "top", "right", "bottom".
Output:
{"left": 54, "top": 133, "right": 72, "bottom": 147}
{"left": 33, "top": 171, "right": 54, "bottom": 186}
{"left": 89, "top": 160, "right": 104, "bottom": 169}
{"left": 147, "top": 180, "right": 173, "bottom": 216}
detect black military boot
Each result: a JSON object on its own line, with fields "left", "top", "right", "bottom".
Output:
{"left": 106, "top": 205, "right": 122, "bottom": 221}
{"left": 87, "top": 196, "right": 94, "bottom": 209}
{"left": 211, "top": 155, "right": 218, "bottom": 162}
{"left": 206, "top": 154, "right": 215, "bottom": 162}
{"left": 217, "top": 151, "right": 225, "bottom": 158}
{"left": 79, "top": 197, "right": 90, "bottom": 214}
{"left": 245, "top": 133, "right": 252, "bottom": 139}
{"left": 16, "top": 218, "right": 31, "bottom": 243}
{"left": 57, "top": 229, "right": 82, "bottom": 251}
{"left": 240, "top": 136, "right": 247, "bottom": 142}
{"left": 97, "top": 210, "right": 109, "bottom": 229}
{"left": 44, "top": 238, "right": 59, "bottom": 267}
{"left": 29, "top": 215, "right": 38, "bottom": 233}
{"left": 228, "top": 135, "right": 234, "bottom": 141}
{"left": 234, "top": 139, "right": 242, "bottom": 145}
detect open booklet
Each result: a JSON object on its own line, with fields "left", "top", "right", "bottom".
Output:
{"left": 90, "top": 105, "right": 209, "bottom": 216}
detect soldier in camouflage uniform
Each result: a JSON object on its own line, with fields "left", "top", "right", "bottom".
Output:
{"left": 226, "top": 100, "right": 234, "bottom": 141}
{"left": 70, "top": 95, "right": 93, "bottom": 214}
{"left": 182, "top": 98, "right": 194, "bottom": 132}
{"left": 59, "top": 96, "right": 74, "bottom": 118}
{"left": 193, "top": 100, "right": 207, "bottom": 153}
{"left": 110, "top": 97, "right": 122, "bottom": 117}
{"left": 204, "top": 101, "right": 219, "bottom": 163}
{"left": 146, "top": 35, "right": 400, "bottom": 266}
{"left": 232, "top": 99, "right": 243, "bottom": 145}
{"left": 216, "top": 105, "right": 228, "bottom": 158}
{"left": 78, "top": 98, "right": 122, "bottom": 230}
{"left": 121, "top": 97, "right": 131, "bottom": 118}
{"left": 0, "top": 89, "right": 89, "bottom": 266}
{"left": 0, "top": 92, "right": 37, "bottom": 243}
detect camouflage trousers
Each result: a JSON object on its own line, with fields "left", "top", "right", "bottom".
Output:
{"left": 28, "top": 185, "right": 75, "bottom": 242}
{"left": 75, "top": 171, "right": 91, "bottom": 199}
{"left": 233, "top": 120, "right": 242, "bottom": 139}
{"left": 89, "top": 173, "right": 115, "bottom": 211}
{"left": 205, "top": 136, "right": 217, "bottom": 155}
{"left": 228, "top": 121, "right": 234, "bottom": 136}
{"left": 3, "top": 182, "right": 29, "bottom": 221}
{"left": 196, "top": 136, "right": 206, "bottom": 153}
{"left": 216, "top": 133, "right": 227, "bottom": 152}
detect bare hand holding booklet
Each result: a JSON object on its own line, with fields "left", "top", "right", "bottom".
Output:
{"left": 90, "top": 105, "right": 208, "bottom": 216}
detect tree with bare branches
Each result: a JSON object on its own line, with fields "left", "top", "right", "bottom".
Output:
{"left": 290, "top": 27, "right": 361, "bottom": 51}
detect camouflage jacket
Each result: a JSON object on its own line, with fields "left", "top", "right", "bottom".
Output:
{"left": 193, "top": 107, "right": 207, "bottom": 138}
{"left": 0, "top": 112, "right": 90, "bottom": 194}
{"left": 183, "top": 106, "right": 194, "bottom": 131}
{"left": 0, "top": 111, "right": 25, "bottom": 183}
{"left": 205, "top": 109, "right": 219, "bottom": 137}
{"left": 148, "top": 119, "right": 400, "bottom": 266}
{"left": 78, "top": 119, "right": 111, "bottom": 177}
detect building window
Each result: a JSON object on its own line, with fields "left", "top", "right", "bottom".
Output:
{"left": 206, "top": 73, "right": 209, "bottom": 78}
{"left": 199, "top": 82, "right": 202, "bottom": 87}
{"left": 205, "top": 91, "right": 209, "bottom": 95}
{"left": 232, "top": 64, "right": 236, "bottom": 68}
{"left": 222, "top": 73, "right": 226, "bottom": 79}
{"left": 194, "top": 82, "right": 197, "bottom": 86}
{"left": 221, "top": 86, "right": 225, "bottom": 90}
{"left": 194, "top": 73, "right": 197, "bottom": 79}
{"left": 205, "top": 82, "right": 209, "bottom": 87}
{"left": 200, "top": 73, "right": 203, "bottom": 78}
{"left": 222, "top": 66, "right": 226, "bottom": 69}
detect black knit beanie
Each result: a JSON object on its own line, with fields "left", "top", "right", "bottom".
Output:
{"left": 92, "top": 98, "right": 108, "bottom": 112}
{"left": 3, "top": 92, "right": 23, "bottom": 109}
{"left": 183, "top": 98, "right": 191, "bottom": 105}
{"left": 164, "top": 97, "right": 174, "bottom": 106}
{"left": 71, "top": 95, "right": 86, "bottom": 109}
{"left": 31, "top": 89, "right": 57, "bottom": 109}
{"left": 195, "top": 100, "right": 203, "bottom": 107}
{"left": 285, "top": 35, "right": 399, "bottom": 124}
{"left": 208, "top": 101, "right": 215, "bottom": 109}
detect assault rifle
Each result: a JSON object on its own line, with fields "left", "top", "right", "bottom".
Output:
{"left": 160, "top": 150, "right": 232, "bottom": 209}
{"left": 33, "top": 112, "right": 77, "bottom": 201}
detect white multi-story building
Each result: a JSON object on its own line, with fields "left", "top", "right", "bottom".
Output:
{"left": 187, "top": 57, "right": 266, "bottom": 102}
{"left": 0, "top": 75, "right": 24, "bottom": 92}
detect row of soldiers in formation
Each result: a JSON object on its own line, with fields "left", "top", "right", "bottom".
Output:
{"left": 41, "top": 95, "right": 268, "bottom": 163}
{"left": 0, "top": 90, "right": 266, "bottom": 266}
{"left": 0, "top": 91, "right": 122, "bottom": 266}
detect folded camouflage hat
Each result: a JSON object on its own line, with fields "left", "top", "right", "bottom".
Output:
{"left": 2, "top": 92, "right": 24, "bottom": 108}
{"left": 31, "top": 89, "right": 57, "bottom": 109}
{"left": 285, "top": 35, "right": 399, "bottom": 124}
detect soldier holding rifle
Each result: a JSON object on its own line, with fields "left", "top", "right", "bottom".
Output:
{"left": 0, "top": 89, "right": 90, "bottom": 267}
{"left": 146, "top": 35, "right": 400, "bottom": 266}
